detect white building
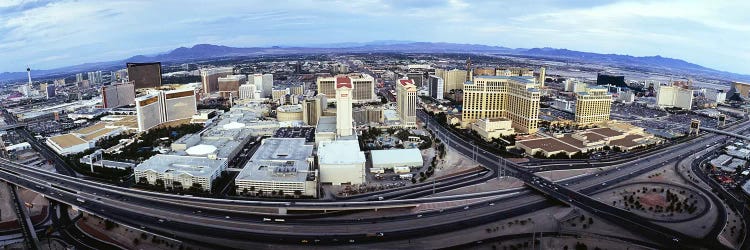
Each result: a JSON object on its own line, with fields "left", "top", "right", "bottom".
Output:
{"left": 335, "top": 76, "right": 354, "bottom": 137}
{"left": 428, "top": 75, "right": 444, "bottom": 100}
{"left": 564, "top": 79, "right": 588, "bottom": 92}
{"left": 551, "top": 98, "right": 575, "bottom": 112}
{"left": 253, "top": 73, "right": 274, "bottom": 98}
{"left": 370, "top": 148, "right": 423, "bottom": 170}
{"left": 707, "top": 90, "right": 727, "bottom": 104}
{"left": 656, "top": 85, "right": 693, "bottom": 110}
{"left": 234, "top": 138, "right": 317, "bottom": 197}
{"left": 135, "top": 154, "right": 226, "bottom": 191}
{"left": 239, "top": 84, "right": 259, "bottom": 100}
{"left": 618, "top": 91, "right": 635, "bottom": 104}
{"left": 318, "top": 139, "right": 366, "bottom": 185}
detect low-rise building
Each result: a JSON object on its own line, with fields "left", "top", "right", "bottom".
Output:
{"left": 276, "top": 104, "right": 303, "bottom": 122}
{"left": 234, "top": 138, "right": 317, "bottom": 197}
{"left": 515, "top": 123, "right": 662, "bottom": 157}
{"left": 46, "top": 122, "right": 130, "bottom": 155}
{"left": 471, "top": 118, "right": 515, "bottom": 141}
{"left": 318, "top": 139, "right": 366, "bottom": 185}
{"left": 370, "top": 148, "right": 423, "bottom": 170}
{"left": 135, "top": 154, "right": 226, "bottom": 191}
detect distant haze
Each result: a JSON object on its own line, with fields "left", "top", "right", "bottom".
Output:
{"left": 1, "top": 0, "right": 748, "bottom": 74}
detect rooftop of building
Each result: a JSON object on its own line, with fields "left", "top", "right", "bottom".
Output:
{"left": 218, "top": 75, "right": 247, "bottom": 81}
{"left": 277, "top": 104, "right": 303, "bottom": 113}
{"left": 316, "top": 116, "right": 337, "bottom": 133}
{"left": 516, "top": 137, "right": 580, "bottom": 153}
{"left": 318, "top": 139, "right": 365, "bottom": 165}
{"left": 235, "top": 138, "right": 314, "bottom": 182}
{"left": 588, "top": 127, "right": 625, "bottom": 137}
{"left": 136, "top": 154, "right": 225, "bottom": 178}
{"left": 471, "top": 75, "right": 536, "bottom": 83}
{"left": 371, "top": 148, "right": 423, "bottom": 165}
{"left": 48, "top": 134, "right": 87, "bottom": 149}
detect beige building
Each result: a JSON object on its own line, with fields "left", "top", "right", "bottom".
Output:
{"left": 290, "top": 85, "right": 304, "bottom": 96}
{"left": 217, "top": 75, "right": 246, "bottom": 99}
{"left": 200, "top": 67, "right": 233, "bottom": 94}
{"left": 496, "top": 67, "right": 534, "bottom": 77}
{"left": 435, "top": 69, "right": 467, "bottom": 92}
{"left": 276, "top": 104, "right": 303, "bottom": 122}
{"left": 462, "top": 76, "right": 541, "bottom": 134}
{"left": 396, "top": 79, "right": 417, "bottom": 127}
{"left": 272, "top": 88, "right": 290, "bottom": 104}
{"left": 316, "top": 73, "right": 376, "bottom": 103}
{"left": 575, "top": 86, "right": 612, "bottom": 125}
{"left": 471, "top": 118, "right": 515, "bottom": 141}
{"left": 302, "top": 96, "right": 323, "bottom": 126}
{"left": 730, "top": 81, "right": 750, "bottom": 99}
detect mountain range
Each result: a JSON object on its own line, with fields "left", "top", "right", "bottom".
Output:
{"left": 1, "top": 41, "right": 748, "bottom": 83}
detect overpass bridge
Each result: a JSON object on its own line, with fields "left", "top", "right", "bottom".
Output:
{"left": 700, "top": 126, "right": 750, "bottom": 141}
{"left": 6, "top": 182, "right": 40, "bottom": 250}
{"left": 0, "top": 123, "right": 25, "bottom": 131}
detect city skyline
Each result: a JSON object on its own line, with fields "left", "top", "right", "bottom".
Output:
{"left": 1, "top": 0, "right": 749, "bottom": 74}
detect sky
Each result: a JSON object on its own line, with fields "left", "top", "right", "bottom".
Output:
{"left": 1, "top": 0, "right": 749, "bottom": 74}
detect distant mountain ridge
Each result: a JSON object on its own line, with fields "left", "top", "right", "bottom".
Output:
{"left": 2, "top": 41, "right": 748, "bottom": 83}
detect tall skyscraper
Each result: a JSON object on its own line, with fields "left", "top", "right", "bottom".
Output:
{"left": 239, "top": 84, "right": 258, "bottom": 100}
{"left": 76, "top": 73, "right": 84, "bottom": 83}
{"left": 102, "top": 83, "right": 135, "bottom": 108}
{"left": 200, "top": 67, "right": 233, "bottom": 94}
{"left": 575, "top": 87, "right": 612, "bottom": 124}
{"left": 135, "top": 88, "right": 197, "bottom": 132}
{"left": 462, "top": 76, "right": 541, "bottom": 134}
{"left": 253, "top": 73, "right": 274, "bottom": 98}
{"left": 40, "top": 83, "right": 55, "bottom": 99}
{"left": 316, "top": 73, "right": 375, "bottom": 103}
{"left": 434, "top": 69, "right": 468, "bottom": 92}
{"left": 536, "top": 67, "right": 546, "bottom": 88}
{"left": 217, "top": 75, "right": 246, "bottom": 99}
{"left": 302, "top": 96, "right": 323, "bottom": 126}
{"left": 729, "top": 81, "right": 750, "bottom": 99}
{"left": 87, "top": 71, "right": 103, "bottom": 84}
{"left": 396, "top": 79, "right": 417, "bottom": 128}
{"left": 335, "top": 76, "right": 354, "bottom": 137}
{"left": 127, "top": 62, "right": 163, "bottom": 90}
{"left": 428, "top": 75, "right": 444, "bottom": 100}
{"left": 656, "top": 84, "right": 693, "bottom": 110}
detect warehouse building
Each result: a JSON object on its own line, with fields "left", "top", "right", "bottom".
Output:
{"left": 318, "top": 139, "right": 366, "bottom": 185}
{"left": 370, "top": 148, "right": 423, "bottom": 170}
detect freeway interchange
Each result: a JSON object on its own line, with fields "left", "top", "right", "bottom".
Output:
{"left": 0, "top": 110, "right": 748, "bottom": 249}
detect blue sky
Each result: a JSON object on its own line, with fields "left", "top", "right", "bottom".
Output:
{"left": 1, "top": 0, "right": 749, "bottom": 75}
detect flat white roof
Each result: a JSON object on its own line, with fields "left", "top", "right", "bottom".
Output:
{"left": 236, "top": 138, "right": 314, "bottom": 182}
{"left": 318, "top": 139, "right": 365, "bottom": 165}
{"left": 136, "top": 154, "right": 225, "bottom": 178}
{"left": 185, "top": 144, "right": 218, "bottom": 156}
{"left": 371, "top": 148, "right": 423, "bottom": 166}
{"left": 316, "top": 116, "right": 336, "bottom": 133}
